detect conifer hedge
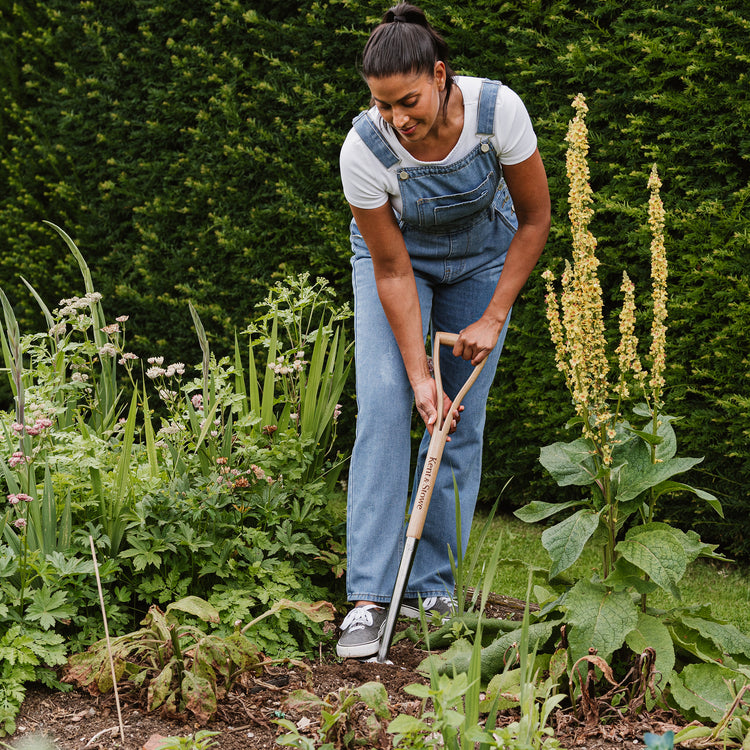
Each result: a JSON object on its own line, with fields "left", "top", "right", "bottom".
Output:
{"left": 1, "top": 1, "right": 748, "bottom": 556}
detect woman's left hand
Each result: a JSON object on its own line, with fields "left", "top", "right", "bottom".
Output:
{"left": 452, "top": 317, "right": 502, "bottom": 366}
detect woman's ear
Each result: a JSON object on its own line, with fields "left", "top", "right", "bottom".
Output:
{"left": 434, "top": 60, "right": 446, "bottom": 91}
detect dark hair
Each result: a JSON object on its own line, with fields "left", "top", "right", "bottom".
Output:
{"left": 362, "top": 3, "right": 455, "bottom": 110}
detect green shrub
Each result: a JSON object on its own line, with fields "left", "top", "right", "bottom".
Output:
{"left": 2, "top": 0, "right": 748, "bottom": 556}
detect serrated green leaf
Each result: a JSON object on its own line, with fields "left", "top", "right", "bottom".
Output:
{"left": 616, "top": 527, "right": 687, "bottom": 598}
{"left": 565, "top": 579, "right": 639, "bottom": 662}
{"left": 542, "top": 508, "right": 601, "bottom": 577}
{"left": 26, "top": 587, "right": 75, "bottom": 630}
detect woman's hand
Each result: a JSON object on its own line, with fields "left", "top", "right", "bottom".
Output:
{"left": 453, "top": 317, "right": 503, "bottom": 366}
{"left": 413, "top": 378, "right": 463, "bottom": 437}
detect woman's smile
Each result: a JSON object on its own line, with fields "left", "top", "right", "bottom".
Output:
{"left": 367, "top": 67, "right": 445, "bottom": 145}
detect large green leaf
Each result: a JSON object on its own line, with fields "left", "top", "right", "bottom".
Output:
{"left": 616, "top": 526, "right": 688, "bottom": 598}
{"left": 565, "top": 579, "right": 639, "bottom": 662}
{"left": 669, "top": 624, "right": 725, "bottom": 669}
{"left": 631, "top": 405, "right": 679, "bottom": 461}
{"left": 626, "top": 522, "right": 725, "bottom": 563}
{"left": 680, "top": 615, "right": 750, "bottom": 661}
{"left": 513, "top": 499, "right": 582, "bottom": 523}
{"left": 625, "top": 613, "right": 676, "bottom": 683}
{"left": 668, "top": 664, "right": 743, "bottom": 722}
{"left": 541, "top": 508, "right": 601, "bottom": 577}
{"left": 539, "top": 438, "right": 598, "bottom": 487}
{"left": 604, "top": 557, "right": 658, "bottom": 595}
{"left": 651, "top": 480, "right": 722, "bottom": 517}
{"left": 616, "top": 455, "right": 704, "bottom": 503}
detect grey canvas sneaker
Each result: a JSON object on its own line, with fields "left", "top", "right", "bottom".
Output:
{"left": 336, "top": 604, "right": 387, "bottom": 658}
{"left": 400, "top": 595, "right": 457, "bottom": 620}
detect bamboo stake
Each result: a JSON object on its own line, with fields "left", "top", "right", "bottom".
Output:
{"left": 89, "top": 535, "right": 125, "bottom": 743}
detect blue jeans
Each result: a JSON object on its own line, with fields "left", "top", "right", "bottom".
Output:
{"left": 346, "top": 209, "right": 514, "bottom": 603}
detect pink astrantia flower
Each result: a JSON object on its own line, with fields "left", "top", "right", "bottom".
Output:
{"left": 14, "top": 518, "right": 27, "bottom": 530}
{"left": 8, "top": 451, "right": 30, "bottom": 468}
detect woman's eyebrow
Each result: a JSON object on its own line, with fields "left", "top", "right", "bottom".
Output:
{"left": 372, "top": 91, "right": 419, "bottom": 105}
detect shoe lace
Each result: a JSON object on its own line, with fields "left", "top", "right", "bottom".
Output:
{"left": 422, "top": 596, "right": 456, "bottom": 610}
{"left": 340, "top": 604, "right": 381, "bottom": 632}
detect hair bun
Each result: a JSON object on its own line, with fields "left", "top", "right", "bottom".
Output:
{"left": 384, "top": 3, "right": 426, "bottom": 26}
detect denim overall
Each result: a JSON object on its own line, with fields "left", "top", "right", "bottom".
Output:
{"left": 346, "top": 80, "right": 518, "bottom": 603}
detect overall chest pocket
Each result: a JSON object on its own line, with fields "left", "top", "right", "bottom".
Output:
{"left": 491, "top": 178, "right": 518, "bottom": 232}
{"left": 413, "top": 171, "right": 497, "bottom": 230}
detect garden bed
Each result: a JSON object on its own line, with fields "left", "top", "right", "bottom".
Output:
{"left": 11, "top": 600, "right": 688, "bottom": 750}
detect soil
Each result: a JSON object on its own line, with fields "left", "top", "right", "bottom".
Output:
{"left": 10, "top": 597, "right": 693, "bottom": 750}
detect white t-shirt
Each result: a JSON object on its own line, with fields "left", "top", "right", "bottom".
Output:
{"left": 340, "top": 76, "right": 537, "bottom": 215}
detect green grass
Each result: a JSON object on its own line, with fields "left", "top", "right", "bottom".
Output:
{"left": 466, "top": 510, "right": 750, "bottom": 632}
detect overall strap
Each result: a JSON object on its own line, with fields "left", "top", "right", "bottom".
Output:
{"left": 352, "top": 110, "right": 401, "bottom": 169}
{"left": 476, "top": 79, "right": 501, "bottom": 137}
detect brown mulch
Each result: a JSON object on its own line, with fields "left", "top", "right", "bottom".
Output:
{"left": 9, "top": 597, "right": 692, "bottom": 749}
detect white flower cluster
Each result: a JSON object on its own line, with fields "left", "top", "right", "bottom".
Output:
{"left": 146, "top": 356, "right": 186, "bottom": 379}
{"left": 268, "top": 351, "right": 306, "bottom": 376}
{"left": 55, "top": 292, "right": 103, "bottom": 316}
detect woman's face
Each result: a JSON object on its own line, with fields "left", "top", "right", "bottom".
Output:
{"left": 367, "top": 62, "right": 446, "bottom": 143}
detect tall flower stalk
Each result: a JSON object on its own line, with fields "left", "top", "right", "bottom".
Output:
{"left": 538, "top": 95, "right": 697, "bottom": 578}
{"left": 512, "top": 96, "right": 727, "bottom": 718}
{"left": 545, "top": 95, "right": 612, "bottom": 456}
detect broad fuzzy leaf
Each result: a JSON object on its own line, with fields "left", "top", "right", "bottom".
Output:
{"left": 565, "top": 579, "right": 639, "bottom": 662}
{"left": 541, "top": 508, "right": 601, "bottom": 577}
{"left": 616, "top": 527, "right": 687, "bottom": 598}
{"left": 355, "top": 681, "right": 390, "bottom": 719}
{"left": 539, "top": 438, "right": 598, "bottom": 487}
{"left": 668, "top": 664, "right": 743, "bottom": 722}
{"left": 616, "top": 455, "right": 704, "bottom": 503}
{"left": 680, "top": 615, "right": 750, "bottom": 661}
{"left": 513, "top": 499, "right": 582, "bottom": 523}
{"left": 625, "top": 613, "right": 676, "bottom": 683}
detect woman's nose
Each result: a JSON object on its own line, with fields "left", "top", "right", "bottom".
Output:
{"left": 392, "top": 108, "right": 409, "bottom": 127}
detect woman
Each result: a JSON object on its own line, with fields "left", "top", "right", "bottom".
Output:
{"left": 337, "top": 2, "right": 550, "bottom": 658}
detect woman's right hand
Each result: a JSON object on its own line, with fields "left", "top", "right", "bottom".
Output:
{"left": 413, "top": 378, "right": 462, "bottom": 437}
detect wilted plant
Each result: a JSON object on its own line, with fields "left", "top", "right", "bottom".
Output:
{"left": 64, "top": 596, "right": 335, "bottom": 724}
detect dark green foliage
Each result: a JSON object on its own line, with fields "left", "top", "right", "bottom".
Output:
{"left": 1, "top": 1, "right": 748, "bottom": 555}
